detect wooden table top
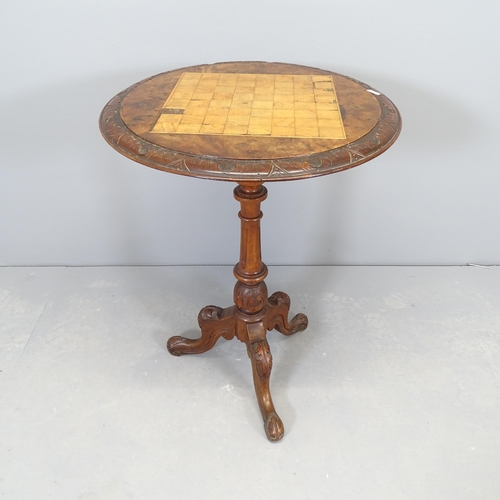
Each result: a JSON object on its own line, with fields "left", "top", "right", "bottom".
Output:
{"left": 100, "top": 62, "right": 401, "bottom": 182}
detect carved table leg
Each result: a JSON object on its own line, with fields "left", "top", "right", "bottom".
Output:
{"left": 266, "top": 291, "right": 308, "bottom": 336}
{"left": 240, "top": 320, "right": 284, "bottom": 441}
{"left": 167, "top": 305, "right": 236, "bottom": 356}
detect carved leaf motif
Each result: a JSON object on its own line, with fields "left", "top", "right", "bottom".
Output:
{"left": 217, "top": 160, "right": 236, "bottom": 172}
{"left": 268, "top": 162, "right": 289, "bottom": 177}
{"left": 252, "top": 340, "right": 272, "bottom": 380}
{"left": 347, "top": 148, "right": 365, "bottom": 162}
{"left": 167, "top": 158, "right": 190, "bottom": 172}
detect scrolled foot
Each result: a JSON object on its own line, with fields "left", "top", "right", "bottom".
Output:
{"left": 266, "top": 291, "right": 308, "bottom": 336}
{"left": 166, "top": 336, "right": 191, "bottom": 356}
{"left": 167, "top": 305, "right": 236, "bottom": 356}
{"left": 286, "top": 313, "right": 308, "bottom": 334}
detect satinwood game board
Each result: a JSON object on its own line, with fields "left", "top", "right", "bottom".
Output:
{"left": 150, "top": 72, "right": 346, "bottom": 139}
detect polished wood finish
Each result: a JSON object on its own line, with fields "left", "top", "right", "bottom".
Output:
{"left": 150, "top": 72, "right": 346, "bottom": 139}
{"left": 99, "top": 62, "right": 402, "bottom": 441}
{"left": 100, "top": 61, "right": 401, "bottom": 182}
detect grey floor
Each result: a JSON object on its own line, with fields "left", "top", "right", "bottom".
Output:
{"left": 1, "top": 266, "right": 499, "bottom": 499}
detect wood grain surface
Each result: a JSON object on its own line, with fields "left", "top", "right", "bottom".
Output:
{"left": 149, "top": 72, "right": 346, "bottom": 139}
{"left": 100, "top": 61, "right": 401, "bottom": 181}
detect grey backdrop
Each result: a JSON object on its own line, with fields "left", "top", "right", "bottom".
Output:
{"left": 1, "top": 0, "right": 499, "bottom": 266}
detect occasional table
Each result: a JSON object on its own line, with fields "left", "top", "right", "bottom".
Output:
{"left": 99, "top": 62, "right": 401, "bottom": 441}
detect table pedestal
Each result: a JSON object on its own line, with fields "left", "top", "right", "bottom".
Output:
{"left": 166, "top": 182, "right": 308, "bottom": 441}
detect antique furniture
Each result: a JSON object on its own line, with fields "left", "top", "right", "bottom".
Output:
{"left": 99, "top": 62, "right": 401, "bottom": 441}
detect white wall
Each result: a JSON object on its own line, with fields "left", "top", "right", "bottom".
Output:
{"left": 1, "top": 0, "right": 499, "bottom": 266}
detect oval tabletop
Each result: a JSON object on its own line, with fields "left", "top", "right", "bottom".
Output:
{"left": 99, "top": 62, "right": 401, "bottom": 182}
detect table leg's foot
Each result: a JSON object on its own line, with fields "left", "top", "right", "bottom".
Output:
{"left": 264, "top": 412, "right": 285, "bottom": 442}
{"left": 244, "top": 323, "right": 284, "bottom": 441}
{"left": 266, "top": 291, "right": 308, "bottom": 336}
{"left": 167, "top": 305, "right": 236, "bottom": 356}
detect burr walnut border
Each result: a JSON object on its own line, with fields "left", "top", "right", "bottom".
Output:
{"left": 99, "top": 69, "right": 401, "bottom": 182}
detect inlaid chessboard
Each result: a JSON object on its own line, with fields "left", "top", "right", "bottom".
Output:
{"left": 150, "top": 72, "right": 346, "bottom": 139}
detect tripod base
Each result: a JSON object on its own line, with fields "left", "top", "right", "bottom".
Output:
{"left": 167, "top": 291, "right": 308, "bottom": 441}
